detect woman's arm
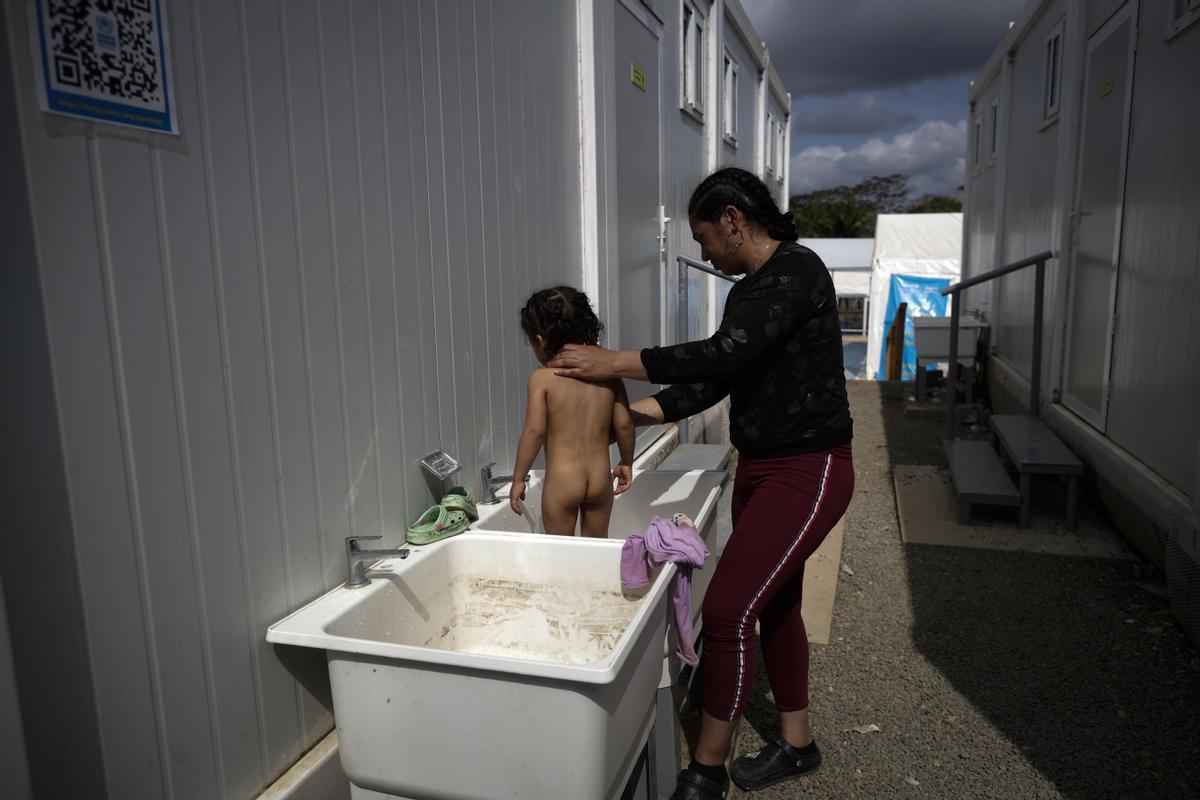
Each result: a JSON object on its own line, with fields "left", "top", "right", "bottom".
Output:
{"left": 629, "top": 396, "right": 666, "bottom": 427}
{"left": 510, "top": 372, "right": 548, "bottom": 514}
{"left": 608, "top": 396, "right": 665, "bottom": 445}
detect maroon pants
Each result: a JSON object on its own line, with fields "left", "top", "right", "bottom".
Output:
{"left": 700, "top": 444, "right": 854, "bottom": 720}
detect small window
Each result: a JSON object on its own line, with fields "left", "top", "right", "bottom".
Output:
{"left": 723, "top": 52, "right": 738, "bottom": 144}
{"left": 989, "top": 98, "right": 999, "bottom": 159}
{"left": 681, "top": 2, "right": 705, "bottom": 118}
{"left": 765, "top": 113, "right": 776, "bottom": 175}
{"left": 775, "top": 120, "right": 786, "bottom": 183}
{"left": 1043, "top": 21, "right": 1064, "bottom": 119}
{"left": 972, "top": 114, "right": 982, "bottom": 168}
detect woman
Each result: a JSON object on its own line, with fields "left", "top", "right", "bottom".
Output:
{"left": 549, "top": 167, "right": 854, "bottom": 799}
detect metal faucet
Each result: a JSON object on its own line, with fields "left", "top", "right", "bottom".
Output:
{"left": 479, "top": 462, "right": 529, "bottom": 504}
{"left": 344, "top": 535, "right": 409, "bottom": 588}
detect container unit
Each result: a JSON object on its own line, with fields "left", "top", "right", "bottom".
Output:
{"left": 1, "top": 2, "right": 790, "bottom": 798}
{"left": 962, "top": 0, "right": 1200, "bottom": 642}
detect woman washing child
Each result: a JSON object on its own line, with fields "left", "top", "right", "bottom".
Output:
{"left": 548, "top": 168, "right": 855, "bottom": 799}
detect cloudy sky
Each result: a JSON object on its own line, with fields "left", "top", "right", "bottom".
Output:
{"left": 742, "top": 0, "right": 1028, "bottom": 198}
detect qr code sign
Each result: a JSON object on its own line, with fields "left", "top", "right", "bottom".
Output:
{"left": 45, "top": 0, "right": 163, "bottom": 108}
{"left": 34, "top": 0, "right": 176, "bottom": 132}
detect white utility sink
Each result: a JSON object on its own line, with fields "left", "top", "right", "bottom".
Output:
{"left": 472, "top": 468, "right": 726, "bottom": 539}
{"left": 472, "top": 468, "right": 728, "bottom": 685}
{"left": 268, "top": 532, "right": 673, "bottom": 800}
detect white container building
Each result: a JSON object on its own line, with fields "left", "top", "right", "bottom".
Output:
{"left": 0, "top": 1, "right": 790, "bottom": 798}
{"left": 962, "top": 0, "right": 1200, "bottom": 641}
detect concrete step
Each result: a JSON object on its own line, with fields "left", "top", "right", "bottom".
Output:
{"left": 945, "top": 439, "right": 1021, "bottom": 507}
{"left": 656, "top": 443, "right": 732, "bottom": 472}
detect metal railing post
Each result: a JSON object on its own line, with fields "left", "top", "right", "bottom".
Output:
{"left": 939, "top": 250, "right": 1054, "bottom": 438}
{"left": 946, "top": 291, "right": 960, "bottom": 441}
{"left": 1031, "top": 257, "right": 1045, "bottom": 418}
{"left": 677, "top": 257, "right": 690, "bottom": 442}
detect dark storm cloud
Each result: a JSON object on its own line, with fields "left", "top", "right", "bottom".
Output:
{"left": 792, "top": 94, "right": 918, "bottom": 135}
{"left": 744, "top": 0, "right": 1028, "bottom": 97}
{"left": 791, "top": 120, "right": 967, "bottom": 195}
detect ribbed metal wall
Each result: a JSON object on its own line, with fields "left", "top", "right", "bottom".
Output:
{"left": 3, "top": 0, "right": 579, "bottom": 797}
{"left": 664, "top": 0, "right": 713, "bottom": 348}
{"left": 1106, "top": 15, "right": 1200, "bottom": 494}
{"left": 994, "top": 7, "right": 1066, "bottom": 378}
{"left": 963, "top": 74, "right": 999, "bottom": 313}
{"left": 765, "top": 89, "right": 789, "bottom": 208}
{"left": 966, "top": 1, "right": 1199, "bottom": 496}
{"left": 719, "top": 21, "right": 758, "bottom": 173}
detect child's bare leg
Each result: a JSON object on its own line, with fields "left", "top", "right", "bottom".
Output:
{"left": 579, "top": 499, "right": 613, "bottom": 538}
{"left": 579, "top": 471, "right": 615, "bottom": 538}
{"left": 541, "top": 481, "right": 583, "bottom": 536}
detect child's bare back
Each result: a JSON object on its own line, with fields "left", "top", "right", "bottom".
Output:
{"left": 536, "top": 369, "right": 629, "bottom": 536}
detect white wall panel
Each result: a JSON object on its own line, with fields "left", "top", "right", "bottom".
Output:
{"left": 963, "top": 76, "right": 999, "bottom": 315}
{"left": 718, "top": 21, "right": 756, "bottom": 172}
{"left": 5, "top": 0, "right": 580, "bottom": 797}
{"left": 1107, "top": 18, "right": 1200, "bottom": 494}
{"left": 994, "top": 8, "right": 1065, "bottom": 378}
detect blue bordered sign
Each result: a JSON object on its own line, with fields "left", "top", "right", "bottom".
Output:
{"left": 31, "top": 0, "right": 177, "bottom": 134}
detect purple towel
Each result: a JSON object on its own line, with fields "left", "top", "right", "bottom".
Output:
{"left": 621, "top": 516, "right": 710, "bottom": 666}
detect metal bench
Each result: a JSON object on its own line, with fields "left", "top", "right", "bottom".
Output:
{"left": 945, "top": 439, "right": 1021, "bottom": 523}
{"left": 990, "top": 414, "right": 1083, "bottom": 529}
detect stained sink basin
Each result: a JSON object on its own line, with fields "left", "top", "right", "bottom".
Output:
{"left": 472, "top": 468, "right": 728, "bottom": 674}
{"left": 267, "top": 532, "right": 673, "bottom": 800}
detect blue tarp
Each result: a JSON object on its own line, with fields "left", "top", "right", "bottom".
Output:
{"left": 877, "top": 274, "right": 951, "bottom": 380}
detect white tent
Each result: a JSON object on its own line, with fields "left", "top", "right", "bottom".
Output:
{"left": 799, "top": 238, "right": 874, "bottom": 299}
{"left": 865, "top": 213, "right": 963, "bottom": 379}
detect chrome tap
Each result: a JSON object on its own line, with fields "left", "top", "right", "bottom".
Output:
{"left": 479, "top": 462, "right": 528, "bottom": 504}
{"left": 344, "top": 535, "right": 409, "bottom": 588}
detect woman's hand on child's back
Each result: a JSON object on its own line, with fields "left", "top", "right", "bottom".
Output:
{"left": 509, "top": 479, "right": 527, "bottom": 515}
{"left": 612, "top": 464, "right": 632, "bottom": 496}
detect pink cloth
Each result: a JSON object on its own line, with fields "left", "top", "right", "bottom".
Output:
{"left": 620, "top": 516, "right": 710, "bottom": 666}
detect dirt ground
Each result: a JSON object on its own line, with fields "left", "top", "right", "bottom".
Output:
{"left": 729, "top": 380, "right": 1200, "bottom": 799}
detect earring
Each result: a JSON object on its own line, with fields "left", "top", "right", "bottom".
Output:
{"left": 726, "top": 229, "right": 744, "bottom": 257}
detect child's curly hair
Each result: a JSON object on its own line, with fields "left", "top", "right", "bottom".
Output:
{"left": 520, "top": 286, "right": 604, "bottom": 359}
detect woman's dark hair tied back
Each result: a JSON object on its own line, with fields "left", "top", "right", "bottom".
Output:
{"left": 520, "top": 286, "right": 604, "bottom": 358}
{"left": 687, "top": 167, "right": 797, "bottom": 241}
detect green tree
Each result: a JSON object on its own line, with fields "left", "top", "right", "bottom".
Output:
{"left": 790, "top": 174, "right": 911, "bottom": 237}
{"left": 788, "top": 174, "right": 961, "bottom": 237}
{"left": 905, "top": 194, "right": 963, "bottom": 213}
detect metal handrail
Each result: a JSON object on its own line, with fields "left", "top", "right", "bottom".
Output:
{"left": 673, "top": 255, "right": 737, "bottom": 442}
{"left": 677, "top": 254, "right": 738, "bottom": 283}
{"left": 939, "top": 250, "right": 1055, "bottom": 441}
{"left": 939, "top": 250, "right": 1053, "bottom": 295}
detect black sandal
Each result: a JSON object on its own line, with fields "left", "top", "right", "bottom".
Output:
{"left": 730, "top": 736, "right": 822, "bottom": 792}
{"left": 669, "top": 767, "right": 729, "bottom": 799}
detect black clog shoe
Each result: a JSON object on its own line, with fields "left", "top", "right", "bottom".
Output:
{"left": 669, "top": 767, "right": 729, "bottom": 799}
{"left": 730, "top": 736, "right": 822, "bottom": 792}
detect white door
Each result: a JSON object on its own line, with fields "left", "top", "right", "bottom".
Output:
{"left": 614, "top": 1, "right": 663, "bottom": 405}
{"left": 1062, "top": 2, "right": 1137, "bottom": 430}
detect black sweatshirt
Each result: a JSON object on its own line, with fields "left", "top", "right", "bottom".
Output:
{"left": 641, "top": 242, "right": 853, "bottom": 459}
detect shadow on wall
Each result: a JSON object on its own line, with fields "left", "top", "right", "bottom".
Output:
{"left": 881, "top": 383, "right": 1200, "bottom": 799}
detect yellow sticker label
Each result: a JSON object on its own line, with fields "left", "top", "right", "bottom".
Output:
{"left": 1100, "top": 77, "right": 1115, "bottom": 97}
{"left": 631, "top": 63, "right": 646, "bottom": 91}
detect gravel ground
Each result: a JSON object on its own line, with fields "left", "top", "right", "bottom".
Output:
{"left": 729, "top": 381, "right": 1200, "bottom": 799}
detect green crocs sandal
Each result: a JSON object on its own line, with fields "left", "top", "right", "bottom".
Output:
{"left": 405, "top": 505, "right": 470, "bottom": 545}
{"left": 440, "top": 486, "right": 478, "bottom": 521}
